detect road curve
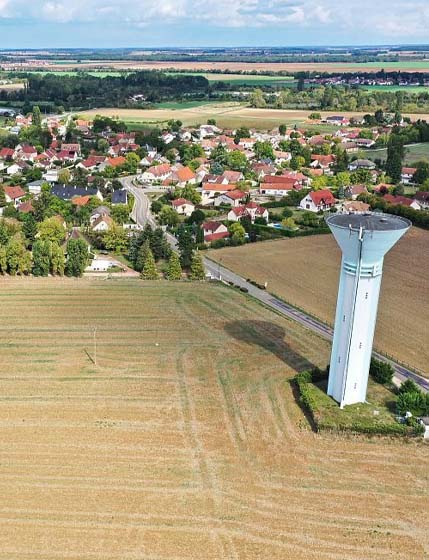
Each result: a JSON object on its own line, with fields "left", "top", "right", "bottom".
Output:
{"left": 121, "top": 179, "right": 428, "bottom": 392}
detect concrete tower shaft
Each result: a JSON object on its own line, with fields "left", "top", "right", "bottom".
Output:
{"left": 326, "top": 213, "right": 411, "bottom": 408}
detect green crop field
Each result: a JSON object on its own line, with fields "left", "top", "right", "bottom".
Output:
{"left": 364, "top": 143, "right": 429, "bottom": 164}
{"left": 25, "top": 70, "right": 126, "bottom": 77}
{"left": 0, "top": 277, "right": 427, "bottom": 559}
{"left": 364, "top": 85, "right": 429, "bottom": 93}
{"left": 358, "top": 60, "right": 429, "bottom": 70}
{"left": 166, "top": 72, "right": 296, "bottom": 86}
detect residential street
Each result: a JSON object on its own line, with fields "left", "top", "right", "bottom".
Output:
{"left": 122, "top": 178, "right": 428, "bottom": 392}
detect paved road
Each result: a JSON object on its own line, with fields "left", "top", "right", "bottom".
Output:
{"left": 122, "top": 179, "right": 429, "bottom": 392}
{"left": 121, "top": 176, "right": 157, "bottom": 228}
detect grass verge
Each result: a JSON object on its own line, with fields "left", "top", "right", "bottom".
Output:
{"left": 294, "top": 369, "right": 424, "bottom": 437}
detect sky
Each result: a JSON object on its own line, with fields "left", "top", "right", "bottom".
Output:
{"left": 0, "top": 0, "right": 428, "bottom": 48}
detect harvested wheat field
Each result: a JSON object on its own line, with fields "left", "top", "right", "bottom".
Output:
{"left": 79, "top": 106, "right": 429, "bottom": 130}
{"left": 210, "top": 227, "right": 429, "bottom": 375}
{"left": 0, "top": 277, "right": 427, "bottom": 559}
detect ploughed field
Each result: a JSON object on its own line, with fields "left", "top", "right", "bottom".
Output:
{"left": 0, "top": 278, "right": 427, "bottom": 559}
{"left": 210, "top": 227, "right": 429, "bottom": 375}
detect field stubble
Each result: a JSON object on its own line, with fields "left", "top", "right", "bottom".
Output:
{"left": 0, "top": 278, "right": 426, "bottom": 559}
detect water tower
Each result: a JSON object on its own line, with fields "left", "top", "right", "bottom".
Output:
{"left": 326, "top": 213, "right": 411, "bottom": 408}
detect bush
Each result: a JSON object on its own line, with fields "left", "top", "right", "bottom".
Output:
{"left": 397, "top": 391, "right": 429, "bottom": 417}
{"left": 369, "top": 358, "right": 394, "bottom": 385}
{"left": 398, "top": 379, "right": 420, "bottom": 396}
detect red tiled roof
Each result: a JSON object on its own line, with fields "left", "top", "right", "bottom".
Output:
{"left": 107, "top": 156, "right": 127, "bottom": 167}
{"left": 72, "top": 195, "right": 91, "bottom": 207}
{"left": 21, "top": 145, "right": 37, "bottom": 154}
{"left": 146, "top": 163, "right": 171, "bottom": 177}
{"left": 383, "top": 194, "right": 414, "bottom": 207}
{"left": 203, "top": 221, "right": 225, "bottom": 233}
{"left": 401, "top": 167, "right": 417, "bottom": 175}
{"left": 221, "top": 190, "right": 246, "bottom": 200}
{"left": 204, "top": 231, "right": 230, "bottom": 242}
{"left": 221, "top": 170, "right": 242, "bottom": 183}
{"left": 263, "top": 175, "right": 297, "bottom": 184}
{"left": 4, "top": 185, "right": 25, "bottom": 200}
{"left": 311, "top": 154, "right": 335, "bottom": 166}
{"left": 202, "top": 183, "right": 237, "bottom": 192}
{"left": 172, "top": 198, "right": 194, "bottom": 207}
{"left": 0, "top": 148, "right": 15, "bottom": 158}
{"left": 18, "top": 202, "right": 34, "bottom": 213}
{"left": 174, "top": 166, "right": 196, "bottom": 183}
{"left": 310, "top": 189, "right": 336, "bottom": 205}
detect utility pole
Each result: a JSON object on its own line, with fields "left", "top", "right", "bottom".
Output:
{"left": 94, "top": 327, "right": 97, "bottom": 366}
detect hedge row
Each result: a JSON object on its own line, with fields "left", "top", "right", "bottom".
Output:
{"left": 294, "top": 369, "right": 423, "bottom": 437}
{"left": 252, "top": 224, "right": 331, "bottom": 238}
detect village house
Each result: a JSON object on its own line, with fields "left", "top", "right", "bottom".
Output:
{"left": 112, "top": 189, "right": 128, "bottom": 205}
{"left": 214, "top": 190, "right": 247, "bottom": 207}
{"left": 310, "top": 154, "right": 336, "bottom": 171}
{"left": 0, "top": 147, "right": 15, "bottom": 161}
{"left": 221, "top": 170, "right": 244, "bottom": 183}
{"left": 202, "top": 221, "right": 229, "bottom": 242}
{"left": 341, "top": 200, "right": 371, "bottom": 214}
{"left": 4, "top": 185, "right": 26, "bottom": 207}
{"left": 91, "top": 215, "right": 113, "bottom": 232}
{"left": 170, "top": 166, "right": 196, "bottom": 187}
{"left": 273, "top": 150, "right": 291, "bottom": 165}
{"left": 140, "top": 163, "right": 172, "bottom": 184}
{"left": 61, "top": 143, "right": 81, "bottom": 156}
{"left": 354, "top": 137, "right": 376, "bottom": 148}
{"left": 401, "top": 167, "right": 417, "bottom": 185}
{"left": 52, "top": 184, "right": 103, "bottom": 201}
{"left": 15, "top": 144, "right": 38, "bottom": 162}
{"left": 413, "top": 191, "right": 429, "bottom": 210}
{"left": 228, "top": 202, "right": 269, "bottom": 223}
{"left": 325, "top": 115, "right": 350, "bottom": 126}
{"left": 201, "top": 183, "right": 237, "bottom": 205}
{"left": 90, "top": 206, "right": 111, "bottom": 225}
{"left": 171, "top": 198, "right": 195, "bottom": 217}
{"left": 7, "top": 161, "right": 29, "bottom": 175}
{"left": 348, "top": 159, "right": 376, "bottom": 172}
{"left": 17, "top": 201, "right": 34, "bottom": 214}
{"left": 300, "top": 189, "right": 336, "bottom": 212}
{"left": 72, "top": 195, "right": 91, "bottom": 207}
{"left": 383, "top": 194, "right": 421, "bottom": 210}
{"left": 345, "top": 184, "right": 369, "bottom": 200}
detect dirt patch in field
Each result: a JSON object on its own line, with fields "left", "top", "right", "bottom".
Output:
{"left": 0, "top": 278, "right": 426, "bottom": 559}
{"left": 210, "top": 227, "right": 429, "bottom": 374}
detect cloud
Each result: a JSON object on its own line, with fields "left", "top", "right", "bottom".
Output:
{"left": 0, "top": 0, "right": 427, "bottom": 40}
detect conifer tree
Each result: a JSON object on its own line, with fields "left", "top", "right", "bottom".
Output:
{"left": 189, "top": 252, "right": 205, "bottom": 280}
{"left": 136, "top": 239, "right": 151, "bottom": 272}
{"left": 166, "top": 252, "right": 182, "bottom": 280}
{"left": 142, "top": 247, "right": 159, "bottom": 280}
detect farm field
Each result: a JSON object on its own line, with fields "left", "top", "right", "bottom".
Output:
{"left": 364, "top": 143, "right": 429, "bottom": 164}
{"left": 166, "top": 72, "right": 296, "bottom": 86}
{"left": 210, "top": 227, "right": 429, "bottom": 374}
{"left": 364, "top": 85, "right": 429, "bottom": 93}
{"left": 24, "top": 59, "right": 429, "bottom": 73}
{"left": 79, "top": 104, "right": 429, "bottom": 130}
{"left": 0, "top": 277, "right": 427, "bottom": 559}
